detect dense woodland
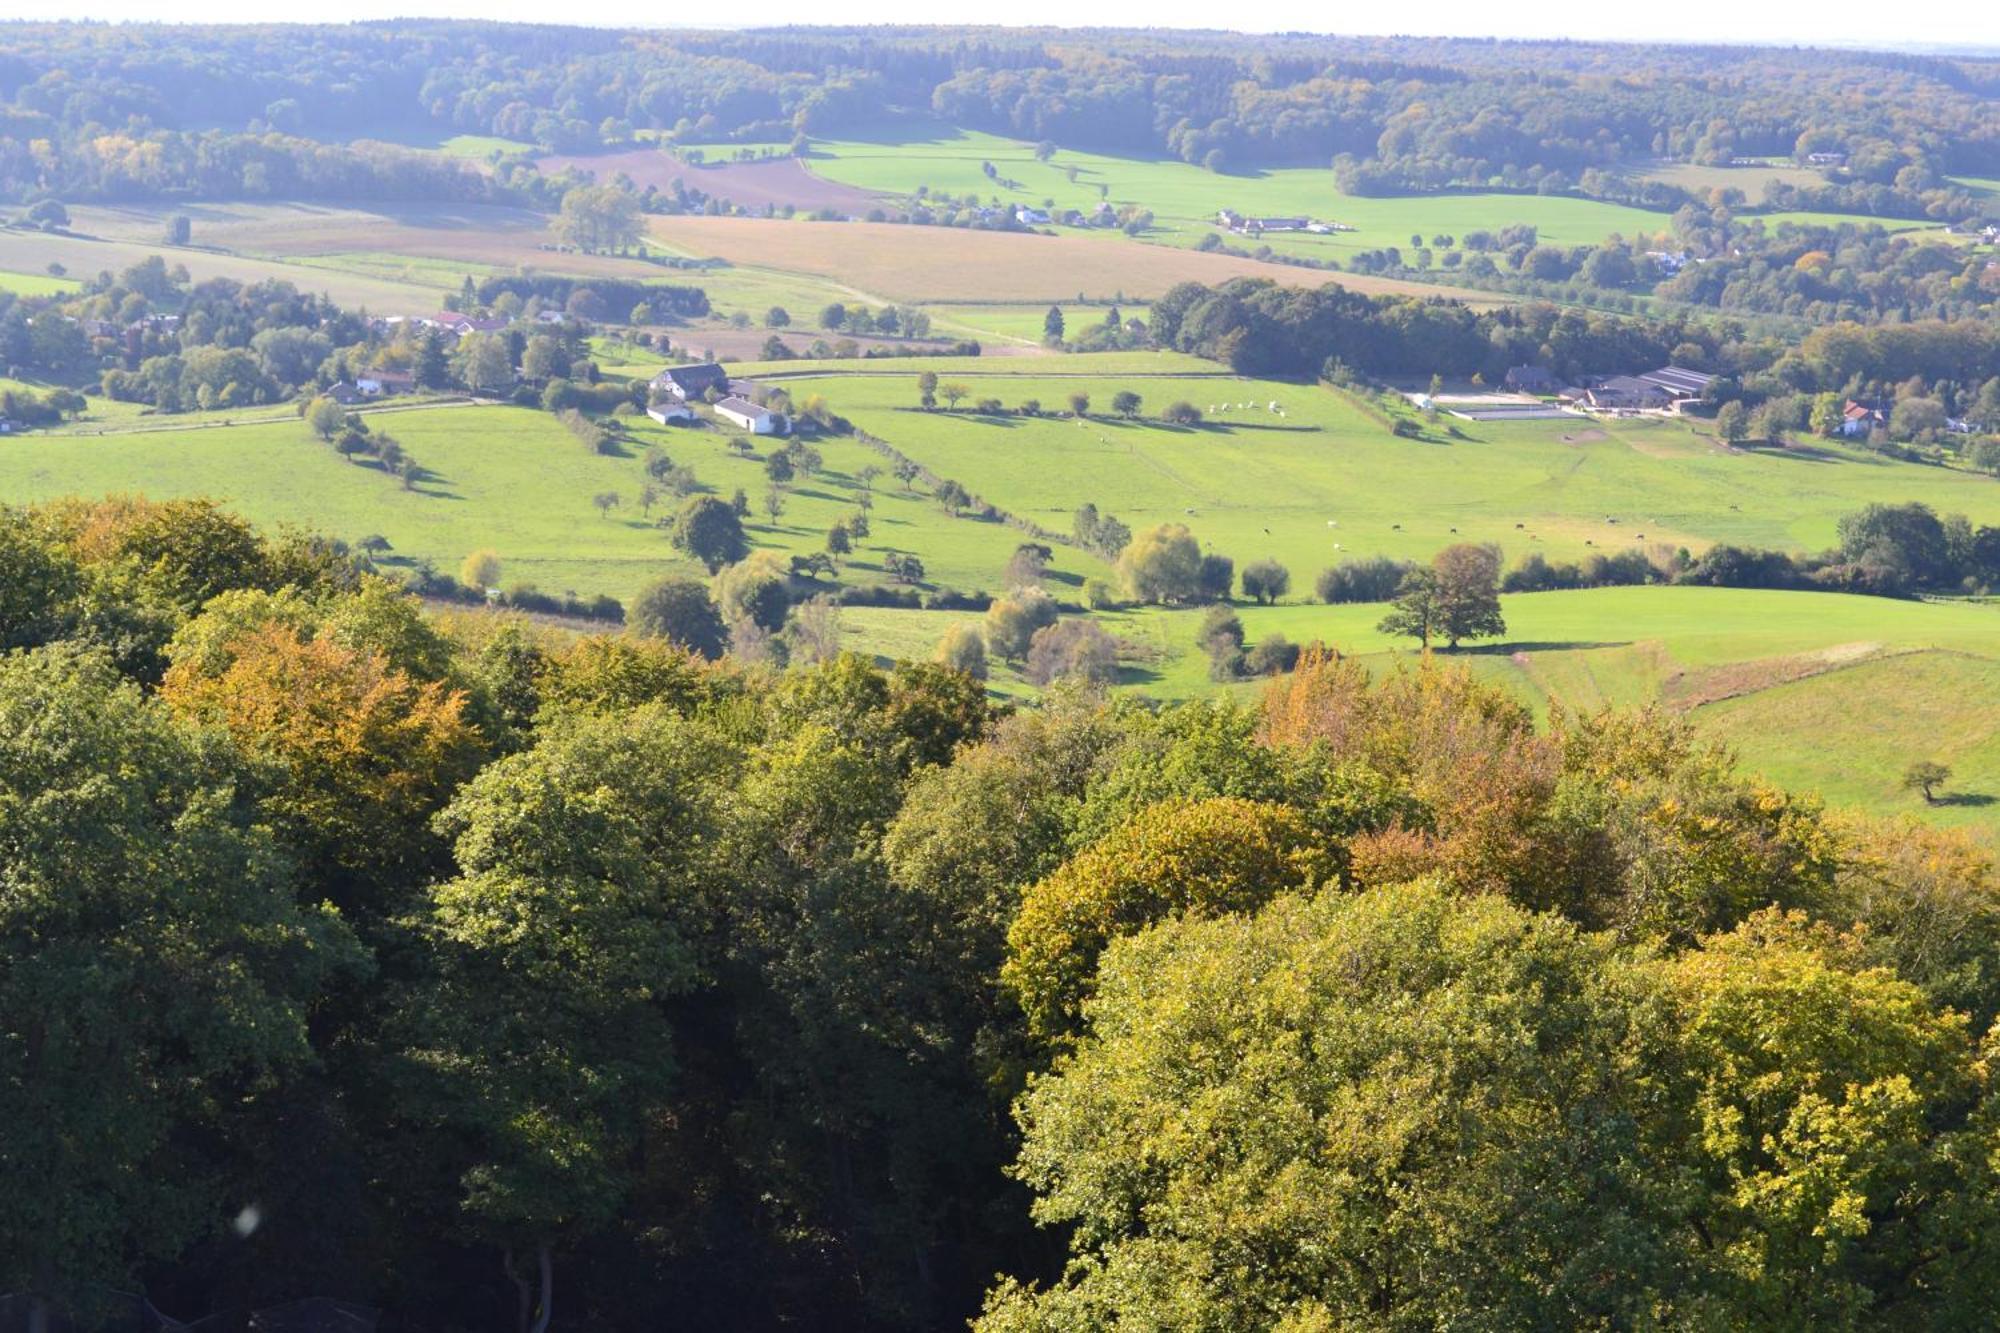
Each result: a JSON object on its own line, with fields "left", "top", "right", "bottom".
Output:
{"left": 1, "top": 22, "right": 1996, "bottom": 219}
{"left": 9, "top": 497, "right": 2000, "bottom": 1329}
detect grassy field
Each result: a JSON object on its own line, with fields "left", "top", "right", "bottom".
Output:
{"left": 0, "top": 265, "right": 82, "bottom": 296}
{"left": 0, "top": 402, "right": 1081, "bottom": 602}
{"left": 818, "top": 584, "right": 2000, "bottom": 826}
{"left": 807, "top": 126, "right": 1676, "bottom": 249}
{"left": 763, "top": 366, "right": 2000, "bottom": 578}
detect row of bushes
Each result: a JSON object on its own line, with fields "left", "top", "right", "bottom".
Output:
{"left": 399, "top": 565, "right": 624, "bottom": 623}
{"left": 839, "top": 584, "right": 996, "bottom": 612}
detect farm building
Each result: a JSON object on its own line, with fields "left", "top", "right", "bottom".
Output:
{"left": 647, "top": 401, "right": 695, "bottom": 425}
{"left": 715, "top": 395, "right": 779, "bottom": 434}
{"left": 1504, "top": 365, "right": 1557, "bottom": 393}
{"left": 1585, "top": 376, "right": 1673, "bottom": 411}
{"left": 651, "top": 362, "right": 729, "bottom": 401}
{"left": 1638, "top": 366, "right": 1716, "bottom": 399}
{"left": 355, "top": 370, "right": 414, "bottom": 397}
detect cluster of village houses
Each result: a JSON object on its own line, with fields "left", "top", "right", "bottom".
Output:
{"left": 320, "top": 309, "right": 575, "bottom": 404}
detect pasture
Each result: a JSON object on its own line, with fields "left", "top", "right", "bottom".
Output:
{"left": 766, "top": 365, "right": 2000, "bottom": 578}
{"left": 808, "top": 126, "right": 1683, "bottom": 250}
{"left": 0, "top": 265, "right": 81, "bottom": 296}
{"left": 820, "top": 584, "right": 2000, "bottom": 825}
{"left": 0, "top": 401, "right": 1084, "bottom": 602}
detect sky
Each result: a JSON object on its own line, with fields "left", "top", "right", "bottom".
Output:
{"left": 14, "top": 2, "right": 1984, "bottom": 51}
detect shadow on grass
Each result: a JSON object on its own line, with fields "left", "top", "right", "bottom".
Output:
{"left": 1453, "top": 640, "right": 1634, "bottom": 654}
{"left": 1737, "top": 442, "right": 1842, "bottom": 465}
{"left": 1933, "top": 792, "right": 1997, "bottom": 808}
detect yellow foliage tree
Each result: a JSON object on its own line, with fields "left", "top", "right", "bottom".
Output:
{"left": 161, "top": 623, "right": 483, "bottom": 897}
{"left": 1002, "top": 796, "right": 1337, "bottom": 1042}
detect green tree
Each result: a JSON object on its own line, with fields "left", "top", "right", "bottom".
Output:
{"left": 1043, "top": 305, "right": 1065, "bottom": 344}
{"left": 1378, "top": 566, "right": 1442, "bottom": 648}
{"left": 629, "top": 577, "right": 728, "bottom": 658}
{"left": 553, "top": 183, "right": 643, "bottom": 251}
{"left": 1715, "top": 400, "right": 1750, "bottom": 445}
{"left": 1116, "top": 523, "right": 1204, "bottom": 604}
{"left": 0, "top": 648, "right": 359, "bottom": 1307}
{"left": 714, "top": 550, "right": 792, "bottom": 632}
{"left": 1432, "top": 542, "right": 1507, "bottom": 648}
{"left": 305, "top": 394, "right": 345, "bottom": 440}
{"left": 1110, "top": 389, "right": 1142, "bottom": 418}
{"left": 667, "top": 496, "right": 748, "bottom": 573}
{"left": 1240, "top": 558, "right": 1290, "bottom": 604}
{"left": 1903, "top": 759, "right": 1951, "bottom": 803}
{"left": 412, "top": 705, "right": 732, "bottom": 1330}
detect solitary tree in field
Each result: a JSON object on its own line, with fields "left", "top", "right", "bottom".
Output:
{"left": 940, "top": 382, "right": 969, "bottom": 410}
{"left": 1035, "top": 140, "right": 1057, "bottom": 162}
{"left": 1903, "top": 760, "right": 1951, "bottom": 804}
{"left": 1069, "top": 391, "right": 1091, "bottom": 417}
{"left": 1044, "top": 306, "right": 1066, "bottom": 344}
{"left": 667, "top": 495, "right": 748, "bottom": 572}
{"left": 1112, "top": 390, "right": 1142, "bottom": 418}
{"left": 592, "top": 491, "right": 620, "bottom": 520}
{"left": 917, "top": 371, "right": 938, "bottom": 409}
{"left": 305, "top": 395, "right": 345, "bottom": 441}
{"left": 460, "top": 550, "right": 501, "bottom": 592}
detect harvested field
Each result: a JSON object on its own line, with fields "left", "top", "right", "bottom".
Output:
{"left": 68, "top": 202, "right": 677, "bottom": 286}
{"left": 0, "top": 225, "right": 436, "bottom": 313}
{"left": 644, "top": 214, "right": 1505, "bottom": 305}
{"left": 655, "top": 327, "right": 989, "bottom": 362}
{"left": 536, "top": 149, "right": 881, "bottom": 213}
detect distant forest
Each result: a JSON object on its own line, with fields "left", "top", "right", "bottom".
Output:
{"left": 0, "top": 23, "right": 1996, "bottom": 213}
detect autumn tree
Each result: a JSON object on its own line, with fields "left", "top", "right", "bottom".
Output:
{"left": 1001, "top": 797, "right": 1336, "bottom": 1043}
{"left": 159, "top": 622, "right": 484, "bottom": 905}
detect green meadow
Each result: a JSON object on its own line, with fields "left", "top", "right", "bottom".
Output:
{"left": 0, "top": 402, "right": 1084, "bottom": 602}
{"left": 0, "top": 266, "right": 81, "bottom": 296}
{"left": 835, "top": 585, "right": 2000, "bottom": 824}
{"left": 806, "top": 125, "right": 1681, "bottom": 254}
{"left": 769, "top": 366, "right": 2000, "bottom": 577}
